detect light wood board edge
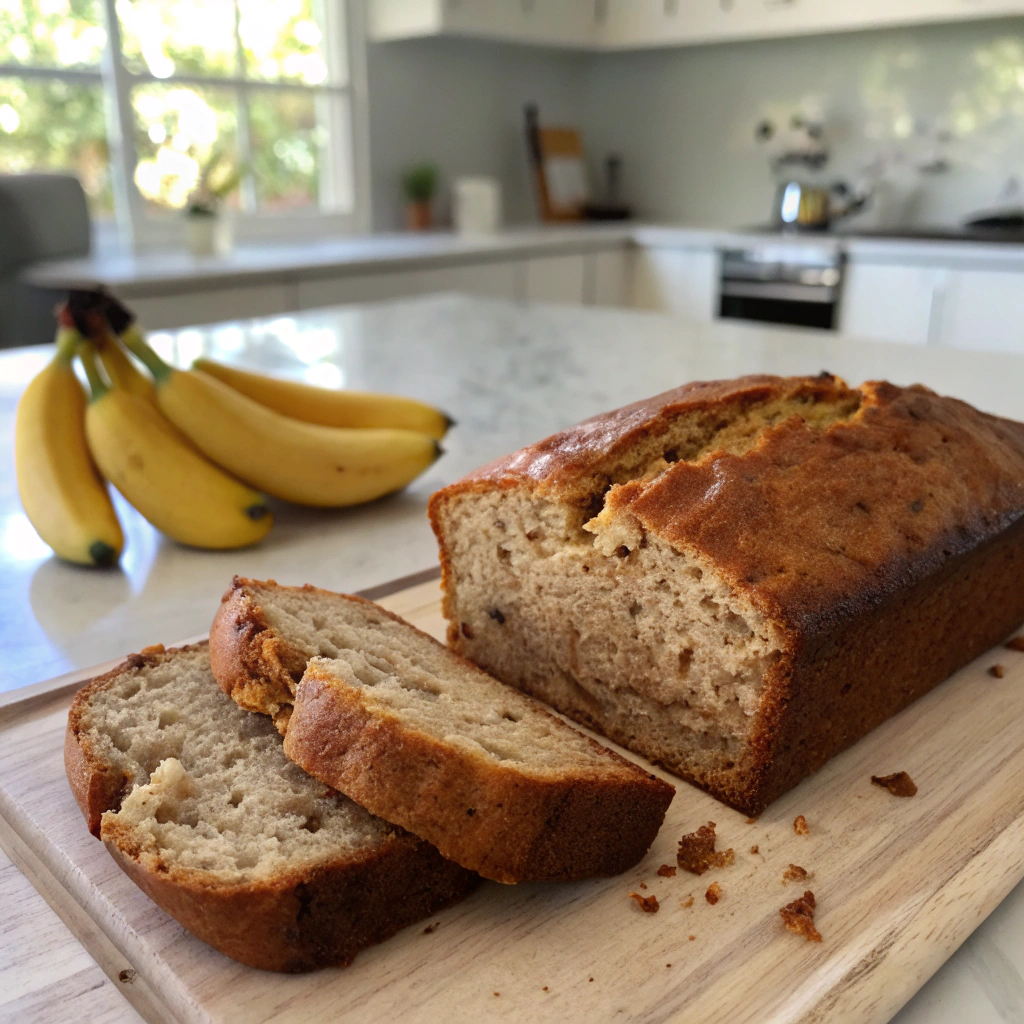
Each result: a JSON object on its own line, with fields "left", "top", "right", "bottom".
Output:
{"left": 0, "top": 817, "right": 178, "bottom": 1024}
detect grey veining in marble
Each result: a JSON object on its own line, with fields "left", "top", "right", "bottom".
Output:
{"left": 2, "top": 294, "right": 1024, "bottom": 1023}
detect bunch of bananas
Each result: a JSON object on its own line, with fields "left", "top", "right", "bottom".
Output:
{"left": 15, "top": 290, "right": 451, "bottom": 565}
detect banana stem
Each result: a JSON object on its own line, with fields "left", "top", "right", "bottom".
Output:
{"left": 54, "top": 326, "right": 84, "bottom": 365}
{"left": 119, "top": 323, "right": 171, "bottom": 383}
{"left": 78, "top": 343, "right": 109, "bottom": 401}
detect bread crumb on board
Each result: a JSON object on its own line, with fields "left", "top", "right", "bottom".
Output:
{"left": 688, "top": 935, "right": 696, "bottom": 941}
{"left": 793, "top": 815, "right": 810, "bottom": 836}
{"left": 871, "top": 771, "right": 918, "bottom": 797}
{"left": 422, "top": 922, "right": 439, "bottom": 934}
{"left": 745, "top": 817, "right": 758, "bottom": 824}
{"left": 1006, "top": 635, "right": 1024, "bottom": 652}
{"left": 705, "top": 882, "right": 723, "bottom": 905}
{"left": 780, "top": 891, "right": 822, "bottom": 942}
{"left": 678, "top": 822, "right": 735, "bottom": 874}
{"left": 750, "top": 845, "right": 759, "bottom": 855}
{"left": 657, "top": 864, "right": 677, "bottom": 877}
{"left": 681, "top": 895, "right": 694, "bottom": 908}
{"left": 639, "top": 882, "right": 647, "bottom": 889}
{"left": 629, "top": 892, "right": 660, "bottom": 913}
{"left": 782, "top": 864, "right": 808, "bottom": 884}
{"left": 542, "top": 986, "right": 549, "bottom": 992}
{"left": 990, "top": 664, "right": 1006, "bottom": 679}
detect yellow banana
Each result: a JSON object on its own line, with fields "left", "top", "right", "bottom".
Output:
{"left": 192, "top": 356, "right": 452, "bottom": 440}
{"left": 79, "top": 345, "right": 273, "bottom": 550}
{"left": 14, "top": 327, "right": 123, "bottom": 566}
{"left": 97, "top": 332, "right": 156, "bottom": 403}
{"left": 123, "top": 336, "right": 441, "bottom": 508}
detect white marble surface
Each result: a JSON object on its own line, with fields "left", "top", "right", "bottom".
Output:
{"left": 2, "top": 294, "right": 1024, "bottom": 1023}
{"left": 22, "top": 222, "right": 1024, "bottom": 299}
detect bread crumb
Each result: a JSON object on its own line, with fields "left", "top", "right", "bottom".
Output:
{"left": 677, "top": 822, "right": 735, "bottom": 875}
{"left": 589, "top": 977, "right": 594, "bottom": 982}
{"left": 542, "top": 986, "right": 548, "bottom": 992}
{"left": 782, "top": 864, "right": 808, "bottom": 884}
{"left": 750, "top": 845, "right": 759, "bottom": 855}
{"left": 1005, "top": 635, "right": 1024, "bottom": 652}
{"left": 681, "top": 895, "right": 694, "bottom": 908}
{"left": 118, "top": 969, "right": 136, "bottom": 984}
{"left": 871, "top": 771, "right": 918, "bottom": 797}
{"left": 657, "top": 864, "right": 677, "bottom": 877}
{"left": 639, "top": 882, "right": 647, "bottom": 889}
{"left": 629, "top": 892, "right": 660, "bottom": 913}
{"left": 422, "top": 923, "right": 439, "bottom": 934}
{"left": 493, "top": 992, "right": 500, "bottom": 997}
{"left": 688, "top": 935, "right": 696, "bottom": 941}
{"left": 745, "top": 817, "right": 758, "bottom": 824}
{"left": 780, "top": 890, "right": 822, "bottom": 942}
{"left": 666, "top": 964, "right": 672, "bottom": 968}
{"left": 990, "top": 664, "right": 1005, "bottom": 679}
{"left": 793, "top": 815, "right": 809, "bottom": 836}
{"left": 705, "top": 881, "right": 723, "bottom": 905}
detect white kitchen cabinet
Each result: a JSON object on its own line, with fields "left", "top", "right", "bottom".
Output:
{"left": 127, "top": 284, "right": 293, "bottom": 331}
{"left": 372, "top": 0, "right": 1024, "bottom": 49}
{"left": 297, "top": 260, "right": 519, "bottom": 310}
{"left": 521, "top": 254, "right": 588, "bottom": 304}
{"left": 934, "top": 269, "right": 1024, "bottom": 353}
{"left": 839, "top": 263, "right": 947, "bottom": 346}
{"left": 588, "top": 248, "right": 631, "bottom": 307}
{"left": 629, "top": 248, "right": 717, "bottom": 322}
{"left": 370, "top": 0, "right": 595, "bottom": 45}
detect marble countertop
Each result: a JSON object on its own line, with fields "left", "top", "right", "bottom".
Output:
{"left": 2, "top": 295, "right": 1023, "bottom": 1023}
{"left": 23, "top": 222, "right": 1024, "bottom": 297}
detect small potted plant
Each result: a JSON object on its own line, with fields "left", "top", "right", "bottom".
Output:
{"left": 184, "top": 149, "right": 243, "bottom": 258}
{"left": 402, "top": 161, "right": 439, "bottom": 231}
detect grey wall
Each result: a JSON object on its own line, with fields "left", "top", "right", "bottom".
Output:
{"left": 366, "top": 36, "right": 588, "bottom": 230}
{"left": 581, "top": 16, "right": 1024, "bottom": 228}
{"left": 366, "top": 17, "right": 1024, "bottom": 231}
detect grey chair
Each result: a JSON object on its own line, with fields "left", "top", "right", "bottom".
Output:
{"left": 0, "top": 173, "right": 91, "bottom": 349}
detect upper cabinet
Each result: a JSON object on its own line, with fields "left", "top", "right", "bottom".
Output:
{"left": 369, "top": 0, "right": 1024, "bottom": 48}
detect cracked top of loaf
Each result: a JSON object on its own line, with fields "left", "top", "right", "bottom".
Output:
{"left": 430, "top": 374, "right": 1024, "bottom": 637}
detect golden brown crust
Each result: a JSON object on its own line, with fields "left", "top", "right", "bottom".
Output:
{"left": 283, "top": 664, "right": 675, "bottom": 885}
{"left": 209, "top": 577, "right": 307, "bottom": 733}
{"left": 429, "top": 375, "right": 1024, "bottom": 816}
{"left": 102, "top": 819, "right": 476, "bottom": 972}
{"left": 65, "top": 641, "right": 478, "bottom": 972}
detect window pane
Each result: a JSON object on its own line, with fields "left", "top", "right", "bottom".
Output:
{"left": 237, "top": 0, "right": 328, "bottom": 85}
{"left": 0, "top": 75, "right": 112, "bottom": 213}
{"left": 0, "top": 0, "right": 106, "bottom": 69}
{"left": 248, "top": 88, "right": 322, "bottom": 210}
{"left": 116, "top": 0, "right": 238, "bottom": 78}
{"left": 131, "top": 82, "right": 240, "bottom": 212}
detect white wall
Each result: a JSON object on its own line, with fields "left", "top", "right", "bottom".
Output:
{"left": 581, "top": 16, "right": 1024, "bottom": 228}
{"left": 366, "top": 36, "right": 588, "bottom": 230}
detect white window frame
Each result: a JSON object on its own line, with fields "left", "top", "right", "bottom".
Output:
{"left": 0, "top": 0, "right": 371, "bottom": 251}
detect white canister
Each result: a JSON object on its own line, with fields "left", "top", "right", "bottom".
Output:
{"left": 452, "top": 177, "right": 501, "bottom": 236}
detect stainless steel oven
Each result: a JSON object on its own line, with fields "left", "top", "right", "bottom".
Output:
{"left": 718, "top": 246, "right": 843, "bottom": 330}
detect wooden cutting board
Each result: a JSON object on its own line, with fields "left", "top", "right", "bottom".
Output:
{"left": 2, "top": 569, "right": 1024, "bottom": 1024}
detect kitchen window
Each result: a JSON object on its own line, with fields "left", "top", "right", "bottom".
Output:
{"left": 0, "top": 0, "right": 369, "bottom": 248}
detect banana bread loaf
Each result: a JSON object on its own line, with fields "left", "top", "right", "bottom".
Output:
{"left": 428, "top": 374, "right": 1024, "bottom": 815}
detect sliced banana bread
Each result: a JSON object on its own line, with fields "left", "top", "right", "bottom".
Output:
{"left": 210, "top": 578, "right": 674, "bottom": 884}
{"left": 65, "top": 642, "right": 477, "bottom": 972}
{"left": 428, "top": 374, "right": 1024, "bottom": 816}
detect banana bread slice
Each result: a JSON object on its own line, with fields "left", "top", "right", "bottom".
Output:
{"left": 210, "top": 578, "right": 674, "bottom": 884}
{"left": 428, "top": 374, "right": 1024, "bottom": 816}
{"left": 65, "top": 642, "right": 476, "bottom": 972}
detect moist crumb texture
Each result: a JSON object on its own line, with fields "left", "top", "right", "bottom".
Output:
{"left": 677, "top": 821, "right": 734, "bottom": 874}
{"left": 793, "top": 815, "right": 809, "bottom": 836}
{"left": 705, "top": 881, "right": 723, "bottom": 905}
{"left": 76, "top": 645, "right": 394, "bottom": 883}
{"left": 989, "top": 665, "right": 1006, "bottom": 679}
{"left": 780, "top": 890, "right": 822, "bottom": 942}
{"left": 871, "top": 771, "right": 918, "bottom": 797}
{"left": 216, "top": 580, "right": 674, "bottom": 884}
{"left": 657, "top": 864, "right": 677, "bottom": 877}
{"left": 430, "top": 374, "right": 1024, "bottom": 814}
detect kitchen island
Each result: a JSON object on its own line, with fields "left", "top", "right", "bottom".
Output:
{"left": 2, "top": 295, "right": 1023, "bottom": 1023}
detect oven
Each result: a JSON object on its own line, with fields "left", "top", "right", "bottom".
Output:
{"left": 718, "top": 246, "right": 844, "bottom": 330}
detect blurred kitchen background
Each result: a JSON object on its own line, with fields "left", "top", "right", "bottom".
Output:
{"left": 5, "top": 0, "right": 1024, "bottom": 352}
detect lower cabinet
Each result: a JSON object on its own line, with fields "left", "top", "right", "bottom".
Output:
{"left": 839, "top": 263, "right": 946, "bottom": 346}
{"left": 629, "top": 247, "right": 717, "bottom": 322}
{"left": 935, "top": 268, "right": 1024, "bottom": 353}
{"left": 127, "top": 284, "right": 292, "bottom": 331}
